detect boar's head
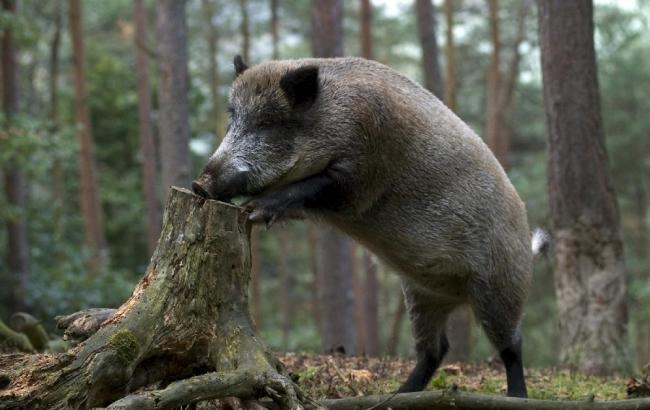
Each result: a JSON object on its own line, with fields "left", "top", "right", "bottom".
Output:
{"left": 192, "top": 56, "right": 333, "bottom": 202}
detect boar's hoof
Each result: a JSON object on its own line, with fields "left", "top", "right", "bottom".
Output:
{"left": 244, "top": 196, "right": 287, "bottom": 228}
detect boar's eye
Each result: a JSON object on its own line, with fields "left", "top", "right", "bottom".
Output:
{"left": 227, "top": 106, "right": 237, "bottom": 120}
{"left": 258, "top": 118, "right": 275, "bottom": 129}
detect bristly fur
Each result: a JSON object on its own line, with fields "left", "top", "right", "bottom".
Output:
{"left": 194, "top": 57, "right": 534, "bottom": 398}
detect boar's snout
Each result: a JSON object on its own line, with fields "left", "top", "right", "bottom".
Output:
{"left": 192, "top": 167, "right": 250, "bottom": 202}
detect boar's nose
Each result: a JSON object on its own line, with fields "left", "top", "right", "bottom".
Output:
{"left": 192, "top": 168, "right": 250, "bottom": 201}
{"left": 191, "top": 180, "right": 212, "bottom": 199}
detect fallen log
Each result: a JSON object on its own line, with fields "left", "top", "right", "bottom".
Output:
{"left": 0, "top": 187, "right": 304, "bottom": 409}
{"left": 316, "top": 389, "right": 650, "bottom": 410}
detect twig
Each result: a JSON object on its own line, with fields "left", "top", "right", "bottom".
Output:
{"left": 327, "top": 357, "right": 364, "bottom": 397}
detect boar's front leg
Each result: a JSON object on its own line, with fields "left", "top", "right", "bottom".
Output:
{"left": 244, "top": 166, "right": 352, "bottom": 225}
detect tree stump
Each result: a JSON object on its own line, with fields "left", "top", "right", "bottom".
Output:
{"left": 0, "top": 188, "right": 304, "bottom": 409}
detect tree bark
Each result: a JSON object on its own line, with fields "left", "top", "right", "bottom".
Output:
{"left": 240, "top": 0, "right": 250, "bottom": 62}
{"left": 156, "top": 0, "right": 192, "bottom": 198}
{"left": 539, "top": 0, "right": 629, "bottom": 375}
{"left": 316, "top": 229, "right": 356, "bottom": 355}
{"left": 69, "top": 0, "right": 107, "bottom": 271}
{"left": 310, "top": 0, "right": 357, "bottom": 355}
{"left": 415, "top": 0, "right": 444, "bottom": 98}
{"left": 270, "top": 0, "right": 279, "bottom": 59}
{"left": 634, "top": 176, "right": 649, "bottom": 366}
{"left": 387, "top": 292, "right": 406, "bottom": 356}
{"left": 202, "top": 0, "right": 226, "bottom": 147}
{"left": 484, "top": 0, "right": 528, "bottom": 170}
{"left": 250, "top": 228, "right": 263, "bottom": 328}
{"left": 134, "top": 0, "right": 161, "bottom": 256}
{"left": 484, "top": 0, "right": 504, "bottom": 168}
{"left": 362, "top": 252, "right": 380, "bottom": 356}
{"left": 311, "top": 0, "right": 344, "bottom": 58}
{"left": 2, "top": 0, "right": 29, "bottom": 312}
{"left": 0, "top": 188, "right": 303, "bottom": 409}
{"left": 50, "top": 0, "right": 65, "bottom": 240}
{"left": 443, "top": 0, "right": 456, "bottom": 112}
{"left": 440, "top": 0, "right": 472, "bottom": 363}
{"left": 278, "top": 227, "right": 291, "bottom": 349}
{"left": 359, "top": 0, "right": 372, "bottom": 60}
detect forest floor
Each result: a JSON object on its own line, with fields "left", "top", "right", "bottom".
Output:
{"left": 279, "top": 353, "right": 650, "bottom": 401}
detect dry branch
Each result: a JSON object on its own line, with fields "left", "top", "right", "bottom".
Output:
{"left": 316, "top": 389, "right": 650, "bottom": 410}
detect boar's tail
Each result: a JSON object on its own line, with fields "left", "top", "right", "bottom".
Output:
{"left": 531, "top": 227, "right": 551, "bottom": 257}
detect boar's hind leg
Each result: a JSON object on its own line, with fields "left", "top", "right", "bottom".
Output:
{"left": 398, "top": 280, "right": 455, "bottom": 393}
{"left": 468, "top": 275, "right": 528, "bottom": 398}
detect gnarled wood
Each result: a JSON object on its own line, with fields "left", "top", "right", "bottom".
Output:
{"left": 0, "top": 188, "right": 301, "bottom": 409}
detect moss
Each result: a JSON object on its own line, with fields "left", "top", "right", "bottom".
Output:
{"left": 108, "top": 330, "right": 139, "bottom": 365}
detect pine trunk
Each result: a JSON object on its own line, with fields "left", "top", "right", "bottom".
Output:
{"left": 70, "top": 0, "right": 108, "bottom": 270}
{"left": 363, "top": 252, "right": 380, "bottom": 356}
{"left": 50, "top": 0, "right": 65, "bottom": 240}
{"left": 359, "top": 0, "right": 372, "bottom": 60}
{"left": 310, "top": 0, "right": 357, "bottom": 355}
{"left": 538, "top": 0, "right": 629, "bottom": 375}
{"left": 2, "top": 0, "right": 28, "bottom": 311}
{"left": 443, "top": 0, "right": 456, "bottom": 112}
{"left": 0, "top": 188, "right": 303, "bottom": 409}
{"left": 156, "top": 0, "right": 192, "bottom": 198}
{"left": 240, "top": 0, "right": 250, "bottom": 62}
{"left": 202, "top": 0, "right": 225, "bottom": 146}
{"left": 271, "top": 0, "right": 279, "bottom": 59}
{"left": 415, "top": 0, "right": 444, "bottom": 98}
{"left": 134, "top": 0, "right": 161, "bottom": 256}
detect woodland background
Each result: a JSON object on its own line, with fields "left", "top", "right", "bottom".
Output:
{"left": 0, "top": 0, "right": 648, "bottom": 376}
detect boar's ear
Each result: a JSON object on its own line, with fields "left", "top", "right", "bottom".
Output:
{"left": 234, "top": 55, "right": 248, "bottom": 77}
{"left": 280, "top": 65, "right": 319, "bottom": 108}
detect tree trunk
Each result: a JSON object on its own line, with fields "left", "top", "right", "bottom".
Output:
{"left": 50, "top": 0, "right": 65, "bottom": 240}
{"left": 356, "top": 0, "right": 380, "bottom": 357}
{"left": 443, "top": 0, "right": 456, "bottom": 112}
{"left": 352, "top": 247, "right": 367, "bottom": 355}
{"left": 484, "top": 0, "right": 528, "bottom": 170}
{"left": 250, "top": 228, "right": 263, "bottom": 328}
{"left": 445, "top": 306, "right": 472, "bottom": 363}
{"left": 240, "top": 0, "right": 250, "bottom": 62}
{"left": 484, "top": 0, "right": 504, "bottom": 167}
{"left": 69, "top": 0, "right": 108, "bottom": 271}
{"left": 202, "top": 0, "right": 226, "bottom": 147}
{"left": 278, "top": 227, "right": 291, "bottom": 349}
{"left": 156, "top": 0, "right": 192, "bottom": 198}
{"left": 1, "top": 0, "right": 28, "bottom": 313}
{"left": 362, "top": 252, "right": 380, "bottom": 356}
{"left": 440, "top": 0, "right": 472, "bottom": 363}
{"left": 270, "top": 0, "right": 279, "bottom": 59}
{"left": 307, "top": 223, "right": 320, "bottom": 330}
{"left": 310, "top": 0, "right": 344, "bottom": 58}
{"left": 634, "top": 176, "right": 649, "bottom": 366}
{"left": 310, "top": 0, "right": 357, "bottom": 355}
{"left": 538, "top": 0, "right": 629, "bottom": 375}
{"left": 387, "top": 292, "right": 406, "bottom": 356}
{"left": 134, "top": 0, "right": 161, "bottom": 256}
{"left": 359, "top": 0, "right": 372, "bottom": 60}
{"left": 415, "top": 0, "right": 444, "bottom": 98}
{"left": 0, "top": 188, "right": 304, "bottom": 409}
